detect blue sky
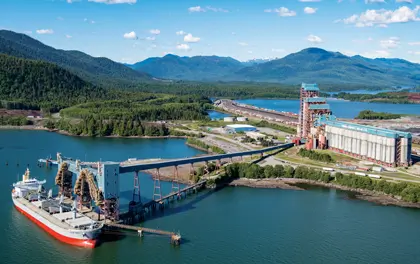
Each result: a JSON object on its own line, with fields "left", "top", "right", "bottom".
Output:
{"left": 1, "top": 0, "right": 420, "bottom": 63}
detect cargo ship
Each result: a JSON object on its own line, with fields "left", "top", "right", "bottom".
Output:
{"left": 11, "top": 168, "right": 103, "bottom": 248}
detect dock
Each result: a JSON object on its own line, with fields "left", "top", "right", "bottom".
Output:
{"left": 104, "top": 222, "right": 181, "bottom": 245}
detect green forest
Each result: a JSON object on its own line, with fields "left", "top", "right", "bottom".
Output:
{"left": 210, "top": 163, "right": 420, "bottom": 203}
{"left": 334, "top": 92, "right": 412, "bottom": 104}
{"left": 298, "top": 148, "right": 334, "bottom": 163}
{"left": 186, "top": 138, "right": 225, "bottom": 154}
{"left": 49, "top": 117, "right": 170, "bottom": 137}
{"left": 356, "top": 110, "right": 403, "bottom": 120}
{"left": 0, "top": 116, "right": 32, "bottom": 126}
{"left": 0, "top": 54, "right": 108, "bottom": 112}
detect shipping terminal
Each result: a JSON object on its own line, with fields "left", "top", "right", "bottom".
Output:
{"left": 12, "top": 143, "right": 293, "bottom": 248}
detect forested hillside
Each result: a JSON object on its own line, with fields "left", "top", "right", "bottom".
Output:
{"left": 0, "top": 30, "right": 152, "bottom": 88}
{"left": 0, "top": 54, "right": 107, "bottom": 112}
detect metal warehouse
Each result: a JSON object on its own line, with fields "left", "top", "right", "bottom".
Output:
{"left": 323, "top": 119, "right": 412, "bottom": 167}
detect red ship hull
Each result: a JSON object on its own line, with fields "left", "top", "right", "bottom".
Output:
{"left": 14, "top": 205, "right": 97, "bottom": 248}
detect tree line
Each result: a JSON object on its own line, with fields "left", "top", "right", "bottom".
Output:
{"left": 334, "top": 92, "right": 412, "bottom": 104}
{"left": 210, "top": 163, "right": 420, "bottom": 203}
{"left": 0, "top": 116, "right": 32, "bottom": 126}
{"left": 298, "top": 148, "right": 334, "bottom": 163}
{"left": 186, "top": 138, "right": 225, "bottom": 154}
{"left": 356, "top": 110, "right": 403, "bottom": 120}
{"left": 49, "top": 117, "right": 170, "bottom": 137}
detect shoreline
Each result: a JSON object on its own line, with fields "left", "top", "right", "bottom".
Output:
{"left": 0, "top": 125, "right": 189, "bottom": 139}
{"left": 229, "top": 178, "right": 420, "bottom": 209}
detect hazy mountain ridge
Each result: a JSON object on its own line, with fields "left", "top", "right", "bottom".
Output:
{"left": 128, "top": 48, "right": 420, "bottom": 86}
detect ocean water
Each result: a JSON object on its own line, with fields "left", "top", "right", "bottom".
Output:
{"left": 236, "top": 99, "right": 420, "bottom": 118}
{"left": 1, "top": 130, "right": 420, "bottom": 264}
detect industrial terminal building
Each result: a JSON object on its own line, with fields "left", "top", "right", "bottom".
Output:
{"left": 297, "top": 83, "right": 412, "bottom": 167}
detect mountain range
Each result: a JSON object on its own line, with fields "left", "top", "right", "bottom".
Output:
{"left": 1, "top": 30, "right": 419, "bottom": 87}
{"left": 128, "top": 49, "right": 420, "bottom": 86}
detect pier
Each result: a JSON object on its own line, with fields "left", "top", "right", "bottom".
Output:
{"left": 104, "top": 222, "right": 182, "bottom": 245}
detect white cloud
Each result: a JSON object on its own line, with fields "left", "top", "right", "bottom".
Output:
{"left": 408, "top": 51, "right": 420, "bottom": 55}
{"left": 265, "top": 7, "right": 297, "bottom": 17}
{"left": 247, "top": 51, "right": 253, "bottom": 54}
{"left": 304, "top": 7, "right": 318, "bottom": 14}
{"left": 365, "top": 0, "right": 386, "bottom": 3}
{"left": 176, "top": 44, "right": 191, "bottom": 51}
{"left": 150, "top": 29, "right": 160, "bottom": 35}
{"left": 341, "top": 50, "right": 358, "bottom": 56}
{"left": 396, "top": 0, "right": 412, "bottom": 3}
{"left": 238, "top": 42, "right": 248, "bottom": 46}
{"left": 176, "top": 30, "right": 186, "bottom": 35}
{"left": 57, "top": 16, "right": 64, "bottom": 21}
{"left": 188, "top": 6, "right": 206, "bottom": 12}
{"left": 379, "top": 37, "right": 400, "bottom": 49}
{"left": 184, "top": 33, "right": 200, "bottom": 43}
{"left": 299, "top": 0, "right": 321, "bottom": 2}
{"left": 206, "top": 6, "right": 228, "bottom": 12}
{"left": 123, "top": 31, "right": 137, "bottom": 40}
{"left": 338, "top": 6, "right": 420, "bottom": 27}
{"left": 307, "top": 34, "right": 323, "bottom": 43}
{"left": 66, "top": 34, "right": 72, "bottom": 38}
{"left": 36, "top": 29, "right": 54, "bottom": 34}
{"left": 408, "top": 41, "right": 420, "bottom": 45}
{"left": 145, "top": 36, "right": 155, "bottom": 41}
{"left": 272, "top": 48, "right": 285, "bottom": 52}
{"left": 188, "top": 6, "right": 228, "bottom": 13}
{"left": 88, "top": 0, "right": 137, "bottom": 4}
{"left": 362, "top": 50, "right": 391, "bottom": 58}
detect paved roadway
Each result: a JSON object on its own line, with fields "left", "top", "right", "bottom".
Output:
{"left": 175, "top": 128, "right": 255, "bottom": 151}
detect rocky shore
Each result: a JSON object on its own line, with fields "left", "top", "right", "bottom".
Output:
{"left": 229, "top": 178, "right": 420, "bottom": 209}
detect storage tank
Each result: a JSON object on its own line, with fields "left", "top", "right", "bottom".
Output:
{"left": 375, "top": 136, "right": 381, "bottom": 162}
{"left": 361, "top": 132, "right": 368, "bottom": 157}
{"left": 400, "top": 137, "right": 408, "bottom": 164}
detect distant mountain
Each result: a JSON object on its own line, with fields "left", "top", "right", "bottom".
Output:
{"left": 0, "top": 54, "right": 107, "bottom": 109}
{"left": 128, "top": 54, "right": 244, "bottom": 81}
{"left": 0, "top": 30, "right": 152, "bottom": 88}
{"left": 241, "top": 58, "right": 275, "bottom": 67}
{"left": 229, "top": 48, "right": 420, "bottom": 86}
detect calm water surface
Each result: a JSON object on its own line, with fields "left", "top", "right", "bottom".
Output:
{"left": 236, "top": 99, "right": 420, "bottom": 118}
{"left": 1, "top": 130, "right": 420, "bottom": 264}
{"left": 207, "top": 110, "right": 231, "bottom": 120}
